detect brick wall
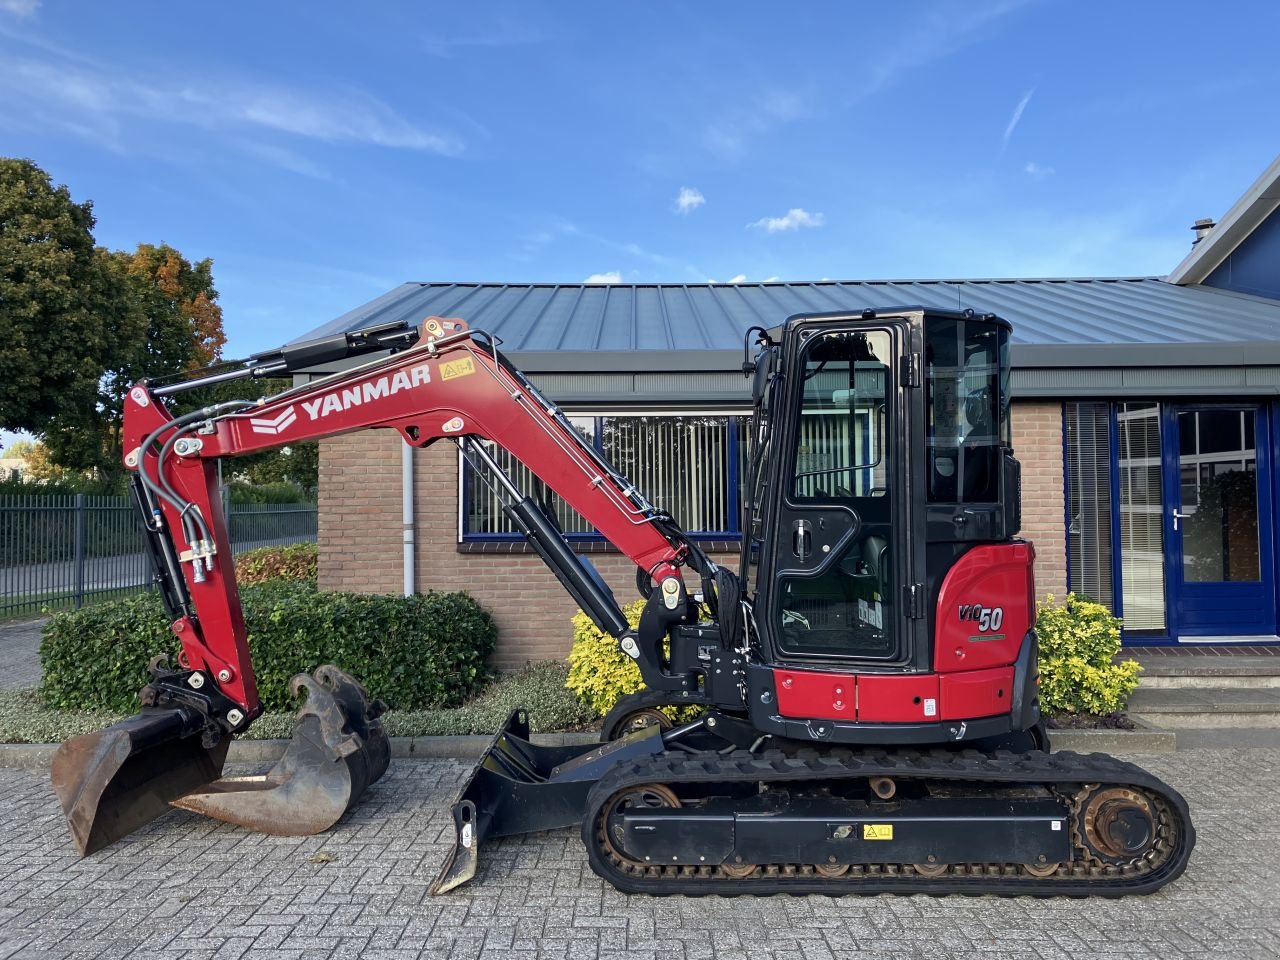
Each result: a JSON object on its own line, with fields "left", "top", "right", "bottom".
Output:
{"left": 320, "top": 401, "right": 1071, "bottom": 668}
{"left": 317, "top": 430, "right": 404, "bottom": 595}
{"left": 1011, "top": 400, "right": 1067, "bottom": 598}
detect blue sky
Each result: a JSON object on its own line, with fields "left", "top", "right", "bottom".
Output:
{"left": 1, "top": 0, "right": 1278, "bottom": 358}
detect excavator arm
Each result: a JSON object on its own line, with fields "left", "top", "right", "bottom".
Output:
{"left": 121, "top": 316, "right": 699, "bottom": 719}
{"left": 53, "top": 316, "right": 713, "bottom": 856}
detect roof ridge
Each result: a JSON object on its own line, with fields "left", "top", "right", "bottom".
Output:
{"left": 404, "top": 277, "right": 1162, "bottom": 289}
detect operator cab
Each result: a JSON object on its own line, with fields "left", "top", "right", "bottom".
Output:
{"left": 741, "top": 307, "right": 1019, "bottom": 675}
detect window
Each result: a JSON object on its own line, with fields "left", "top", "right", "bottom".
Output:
{"left": 1065, "top": 402, "right": 1114, "bottom": 608}
{"left": 461, "top": 414, "right": 748, "bottom": 539}
{"left": 1064, "top": 401, "right": 1167, "bottom": 633}
{"left": 791, "top": 330, "right": 890, "bottom": 500}
{"left": 925, "top": 317, "right": 1008, "bottom": 503}
{"left": 1117, "top": 403, "right": 1166, "bottom": 631}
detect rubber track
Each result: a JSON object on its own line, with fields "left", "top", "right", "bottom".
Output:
{"left": 581, "top": 747, "right": 1195, "bottom": 897}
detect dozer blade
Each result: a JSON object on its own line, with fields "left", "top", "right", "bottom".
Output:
{"left": 172, "top": 665, "right": 389, "bottom": 836}
{"left": 51, "top": 706, "right": 228, "bottom": 856}
{"left": 431, "top": 708, "right": 666, "bottom": 894}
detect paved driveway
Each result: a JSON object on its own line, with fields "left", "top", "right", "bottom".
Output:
{"left": 1, "top": 748, "right": 1276, "bottom": 960}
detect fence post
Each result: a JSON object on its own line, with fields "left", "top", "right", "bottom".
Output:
{"left": 74, "top": 493, "right": 86, "bottom": 609}
{"left": 222, "top": 487, "right": 232, "bottom": 547}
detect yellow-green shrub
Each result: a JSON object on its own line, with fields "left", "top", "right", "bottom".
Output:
{"left": 1036, "top": 593, "right": 1141, "bottom": 715}
{"left": 565, "top": 601, "right": 699, "bottom": 721}
{"left": 566, "top": 600, "right": 647, "bottom": 715}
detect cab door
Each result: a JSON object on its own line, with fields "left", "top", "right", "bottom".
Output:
{"left": 764, "top": 320, "right": 913, "bottom": 666}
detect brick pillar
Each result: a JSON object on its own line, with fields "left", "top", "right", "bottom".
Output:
{"left": 317, "top": 431, "right": 404, "bottom": 595}
{"left": 1011, "top": 401, "right": 1066, "bottom": 598}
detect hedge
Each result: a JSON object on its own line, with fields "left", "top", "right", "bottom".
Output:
{"left": 39, "top": 582, "right": 496, "bottom": 713}
{"left": 235, "top": 542, "right": 318, "bottom": 586}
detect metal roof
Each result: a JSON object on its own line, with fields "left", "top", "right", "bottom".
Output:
{"left": 304, "top": 278, "right": 1280, "bottom": 351}
{"left": 296, "top": 278, "right": 1280, "bottom": 402}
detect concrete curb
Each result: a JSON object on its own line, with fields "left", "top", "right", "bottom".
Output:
{"left": 0, "top": 732, "right": 602, "bottom": 769}
{"left": 0, "top": 725, "right": 1175, "bottom": 768}
{"left": 1046, "top": 717, "right": 1176, "bottom": 753}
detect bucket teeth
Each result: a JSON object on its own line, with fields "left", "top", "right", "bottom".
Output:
{"left": 171, "top": 665, "right": 389, "bottom": 836}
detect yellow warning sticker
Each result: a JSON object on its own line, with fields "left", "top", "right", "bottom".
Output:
{"left": 863, "top": 824, "right": 894, "bottom": 841}
{"left": 440, "top": 357, "right": 476, "bottom": 381}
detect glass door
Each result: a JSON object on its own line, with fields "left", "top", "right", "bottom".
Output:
{"left": 1167, "top": 405, "right": 1275, "bottom": 638}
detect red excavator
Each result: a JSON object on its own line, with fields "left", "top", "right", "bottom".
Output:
{"left": 52, "top": 308, "right": 1194, "bottom": 896}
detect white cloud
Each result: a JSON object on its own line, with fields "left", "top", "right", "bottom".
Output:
{"left": 709, "top": 274, "right": 782, "bottom": 284}
{"left": 1024, "top": 161, "right": 1055, "bottom": 180}
{"left": 748, "top": 208, "right": 825, "bottom": 233}
{"left": 423, "top": 20, "right": 545, "bottom": 58}
{"left": 0, "top": 47, "right": 463, "bottom": 155}
{"left": 1001, "top": 86, "right": 1036, "bottom": 151}
{"left": 703, "top": 87, "right": 816, "bottom": 160}
{"left": 0, "top": 0, "right": 39, "bottom": 17}
{"left": 675, "top": 186, "right": 705, "bottom": 214}
{"left": 583, "top": 271, "right": 622, "bottom": 284}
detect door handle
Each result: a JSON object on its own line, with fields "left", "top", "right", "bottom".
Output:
{"left": 1173, "top": 509, "right": 1190, "bottom": 531}
{"left": 792, "top": 519, "right": 813, "bottom": 560}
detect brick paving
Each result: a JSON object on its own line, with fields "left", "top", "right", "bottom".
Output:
{"left": 1, "top": 748, "right": 1277, "bottom": 960}
{"left": 0, "top": 619, "right": 43, "bottom": 690}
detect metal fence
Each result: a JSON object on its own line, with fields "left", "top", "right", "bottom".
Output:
{"left": 0, "top": 495, "right": 317, "bottom": 617}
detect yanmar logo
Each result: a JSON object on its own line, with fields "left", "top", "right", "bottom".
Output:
{"left": 300, "top": 363, "right": 432, "bottom": 422}
{"left": 248, "top": 364, "right": 432, "bottom": 436}
{"left": 250, "top": 406, "right": 297, "bottom": 436}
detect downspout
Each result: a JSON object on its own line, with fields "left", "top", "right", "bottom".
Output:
{"left": 402, "top": 440, "right": 415, "bottom": 597}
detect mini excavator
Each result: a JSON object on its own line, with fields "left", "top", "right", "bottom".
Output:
{"left": 52, "top": 308, "right": 1194, "bottom": 896}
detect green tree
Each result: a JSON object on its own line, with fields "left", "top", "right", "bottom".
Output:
{"left": 41, "top": 243, "right": 228, "bottom": 486}
{"left": 0, "top": 158, "right": 112, "bottom": 433}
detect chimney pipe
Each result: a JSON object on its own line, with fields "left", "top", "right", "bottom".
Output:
{"left": 1191, "top": 218, "right": 1216, "bottom": 246}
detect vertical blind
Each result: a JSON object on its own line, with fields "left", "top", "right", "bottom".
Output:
{"left": 464, "top": 415, "right": 748, "bottom": 537}
{"left": 1065, "top": 402, "right": 1114, "bottom": 608}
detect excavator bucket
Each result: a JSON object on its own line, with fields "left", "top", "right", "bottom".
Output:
{"left": 52, "top": 665, "right": 389, "bottom": 854}
{"left": 51, "top": 706, "right": 228, "bottom": 856}
{"left": 171, "top": 665, "right": 389, "bottom": 834}
{"left": 431, "top": 708, "right": 666, "bottom": 894}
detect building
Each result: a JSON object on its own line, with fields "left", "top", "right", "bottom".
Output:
{"left": 299, "top": 157, "right": 1280, "bottom": 669}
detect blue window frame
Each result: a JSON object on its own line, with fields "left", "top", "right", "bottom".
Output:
{"left": 460, "top": 414, "right": 749, "bottom": 541}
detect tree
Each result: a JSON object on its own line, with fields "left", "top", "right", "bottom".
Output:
{"left": 0, "top": 158, "right": 112, "bottom": 433}
{"left": 41, "top": 243, "right": 227, "bottom": 485}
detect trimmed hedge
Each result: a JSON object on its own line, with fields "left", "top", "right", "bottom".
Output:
{"left": 39, "top": 582, "right": 496, "bottom": 713}
{"left": 235, "top": 542, "right": 318, "bottom": 586}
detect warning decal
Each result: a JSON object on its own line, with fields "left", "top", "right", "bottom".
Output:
{"left": 863, "top": 824, "right": 894, "bottom": 841}
{"left": 440, "top": 357, "right": 476, "bottom": 381}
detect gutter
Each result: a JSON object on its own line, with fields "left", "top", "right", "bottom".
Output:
{"left": 402, "top": 441, "right": 415, "bottom": 596}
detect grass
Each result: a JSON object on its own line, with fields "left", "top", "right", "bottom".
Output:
{"left": 0, "top": 661, "right": 600, "bottom": 744}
